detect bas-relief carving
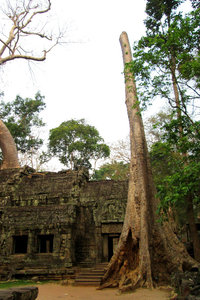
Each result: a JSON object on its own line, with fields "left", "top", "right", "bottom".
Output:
{"left": 93, "top": 200, "right": 126, "bottom": 224}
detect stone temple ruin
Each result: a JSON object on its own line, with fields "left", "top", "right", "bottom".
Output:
{"left": 0, "top": 166, "right": 128, "bottom": 280}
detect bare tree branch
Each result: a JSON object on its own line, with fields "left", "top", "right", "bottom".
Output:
{"left": 0, "top": 38, "right": 13, "bottom": 53}
{"left": 0, "top": 24, "right": 16, "bottom": 56}
{"left": 0, "top": 0, "right": 63, "bottom": 66}
{"left": 0, "top": 0, "right": 64, "bottom": 169}
{"left": 21, "top": 30, "right": 52, "bottom": 40}
{"left": 17, "top": 0, "right": 51, "bottom": 31}
{"left": 0, "top": 51, "right": 46, "bottom": 64}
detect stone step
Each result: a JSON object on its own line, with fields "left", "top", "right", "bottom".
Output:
{"left": 76, "top": 277, "right": 102, "bottom": 282}
{"left": 80, "top": 269, "right": 105, "bottom": 273}
{"left": 77, "top": 275, "right": 103, "bottom": 280}
{"left": 74, "top": 263, "right": 107, "bottom": 286}
{"left": 74, "top": 281, "right": 101, "bottom": 286}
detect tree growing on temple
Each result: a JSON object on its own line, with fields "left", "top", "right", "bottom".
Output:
{"left": 100, "top": 31, "right": 198, "bottom": 292}
{"left": 100, "top": 0, "right": 200, "bottom": 288}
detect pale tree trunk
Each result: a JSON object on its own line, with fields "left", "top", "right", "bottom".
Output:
{"left": 100, "top": 32, "right": 198, "bottom": 292}
{"left": 0, "top": 120, "right": 20, "bottom": 169}
{"left": 170, "top": 54, "right": 183, "bottom": 134}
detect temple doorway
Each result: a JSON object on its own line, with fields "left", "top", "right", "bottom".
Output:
{"left": 103, "top": 234, "right": 120, "bottom": 262}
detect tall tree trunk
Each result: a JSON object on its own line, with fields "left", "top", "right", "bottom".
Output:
{"left": 170, "top": 54, "right": 183, "bottom": 136}
{"left": 0, "top": 120, "right": 20, "bottom": 169}
{"left": 100, "top": 32, "right": 198, "bottom": 292}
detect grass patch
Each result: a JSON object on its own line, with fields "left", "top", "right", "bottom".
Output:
{"left": 0, "top": 280, "right": 48, "bottom": 289}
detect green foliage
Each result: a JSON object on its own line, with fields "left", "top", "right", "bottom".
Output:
{"left": 92, "top": 161, "right": 129, "bottom": 181}
{"left": 134, "top": 0, "right": 200, "bottom": 248}
{"left": 149, "top": 113, "right": 200, "bottom": 222}
{"left": 132, "top": 4, "right": 200, "bottom": 112}
{"left": 157, "top": 161, "right": 200, "bottom": 221}
{"left": 0, "top": 92, "right": 46, "bottom": 153}
{"left": 150, "top": 141, "right": 181, "bottom": 185}
{"left": 177, "top": 8, "right": 200, "bottom": 89}
{"left": 48, "top": 119, "right": 110, "bottom": 170}
{"left": 145, "top": 0, "right": 185, "bottom": 31}
{"left": 162, "top": 117, "right": 200, "bottom": 157}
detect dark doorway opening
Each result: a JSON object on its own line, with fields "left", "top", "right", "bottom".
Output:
{"left": 107, "top": 235, "right": 120, "bottom": 261}
{"left": 13, "top": 235, "right": 28, "bottom": 254}
{"left": 38, "top": 235, "right": 54, "bottom": 253}
{"left": 108, "top": 236, "right": 113, "bottom": 260}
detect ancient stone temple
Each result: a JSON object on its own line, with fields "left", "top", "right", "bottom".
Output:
{"left": 0, "top": 166, "right": 128, "bottom": 280}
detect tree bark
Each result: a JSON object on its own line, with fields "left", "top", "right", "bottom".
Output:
{"left": 99, "top": 32, "right": 198, "bottom": 292}
{"left": 0, "top": 120, "right": 20, "bottom": 169}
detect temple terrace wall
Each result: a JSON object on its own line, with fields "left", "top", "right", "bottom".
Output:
{"left": 0, "top": 166, "right": 128, "bottom": 280}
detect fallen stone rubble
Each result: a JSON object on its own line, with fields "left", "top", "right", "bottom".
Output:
{"left": 171, "top": 269, "right": 200, "bottom": 300}
{"left": 0, "top": 286, "right": 38, "bottom": 300}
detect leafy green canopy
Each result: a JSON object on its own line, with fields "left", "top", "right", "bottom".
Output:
{"left": 0, "top": 92, "right": 46, "bottom": 153}
{"left": 145, "top": 0, "right": 186, "bottom": 30}
{"left": 132, "top": 2, "right": 200, "bottom": 112}
{"left": 48, "top": 119, "right": 110, "bottom": 170}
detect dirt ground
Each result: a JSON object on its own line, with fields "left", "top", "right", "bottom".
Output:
{"left": 36, "top": 283, "right": 171, "bottom": 300}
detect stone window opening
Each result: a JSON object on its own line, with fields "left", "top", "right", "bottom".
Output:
{"left": 13, "top": 235, "right": 28, "bottom": 254}
{"left": 37, "top": 234, "right": 54, "bottom": 253}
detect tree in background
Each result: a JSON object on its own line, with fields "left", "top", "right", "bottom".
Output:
{"left": 0, "top": 92, "right": 48, "bottom": 170}
{"left": 0, "top": 92, "right": 45, "bottom": 153}
{"left": 144, "top": 109, "right": 173, "bottom": 146}
{"left": 132, "top": 0, "right": 200, "bottom": 260}
{"left": 132, "top": 0, "right": 199, "bottom": 115}
{"left": 92, "top": 137, "right": 130, "bottom": 180}
{"left": 48, "top": 119, "right": 110, "bottom": 171}
{"left": 110, "top": 137, "right": 130, "bottom": 164}
{"left": 0, "top": 0, "right": 65, "bottom": 169}
{"left": 153, "top": 115, "right": 200, "bottom": 259}
{"left": 92, "top": 160, "right": 129, "bottom": 181}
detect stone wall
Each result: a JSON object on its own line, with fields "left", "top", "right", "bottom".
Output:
{"left": 0, "top": 167, "right": 128, "bottom": 280}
